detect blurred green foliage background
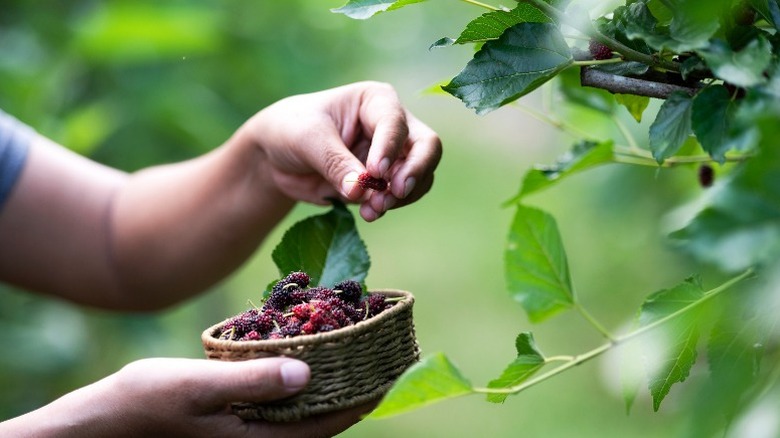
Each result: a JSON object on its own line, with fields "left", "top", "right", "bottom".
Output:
{"left": 0, "top": 1, "right": 735, "bottom": 436}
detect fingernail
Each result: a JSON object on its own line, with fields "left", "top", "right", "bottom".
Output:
{"left": 378, "top": 158, "right": 391, "bottom": 177}
{"left": 403, "top": 177, "right": 416, "bottom": 198}
{"left": 342, "top": 171, "right": 360, "bottom": 198}
{"left": 280, "top": 361, "right": 309, "bottom": 390}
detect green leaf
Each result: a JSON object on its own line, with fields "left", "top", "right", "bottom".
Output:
{"left": 620, "top": 2, "right": 674, "bottom": 52}
{"left": 559, "top": 67, "right": 615, "bottom": 114}
{"left": 668, "top": 0, "right": 728, "bottom": 51}
{"left": 505, "top": 205, "right": 574, "bottom": 323}
{"left": 370, "top": 352, "right": 473, "bottom": 419}
{"left": 691, "top": 85, "right": 739, "bottom": 163}
{"left": 646, "top": 0, "right": 674, "bottom": 25}
{"left": 750, "top": 0, "right": 780, "bottom": 31}
{"left": 597, "top": 5, "right": 652, "bottom": 55}
{"left": 669, "top": 121, "right": 780, "bottom": 271}
{"left": 615, "top": 94, "right": 650, "bottom": 123}
{"left": 506, "top": 140, "right": 614, "bottom": 203}
{"left": 486, "top": 332, "right": 546, "bottom": 403}
{"left": 648, "top": 92, "right": 694, "bottom": 163}
{"left": 271, "top": 201, "right": 370, "bottom": 288}
{"left": 697, "top": 36, "right": 773, "bottom": 88}
{"left": 330, "top": 0, "right": 425, "bottom": 19}
{"left": 442, "top": 22, "right": 572, "bottom": 115}
{"left": 670, "top": 95, "right": 780, "bottom": 271}
{"left": 682, "top": 285, "right": 778, "bottom": 434}
{"left": 638, "top": 276, "right": 706, "bottom": 411}
{"left": 452, "top": 3, "right": 551, "bottom": 45}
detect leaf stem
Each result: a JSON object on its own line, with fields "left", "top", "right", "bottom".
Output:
{"left": 477, "top": 269, "right": 754, "bottom": 395}
{"left": 545, "top": 355, "right": 575, "bottom": 363}
{"left": 615, "top": 268, "right": 755, "bottom": 345}
{"left": 575, "top": 303, "right": 616, "bottom": 342}
{"left": 572, "top": 59, "right": 624, "bottom": 66}
{"left": 512, "top": 103, "right": 592, "bottom": 139}
{"left": 460, "top": 0, "right": 500, "bottom": 11}
{"left": 611, "top": 116, "right": 642, "bottom": 154}
{"left": 611, "top": 149, "right": 754, "bottom": 168}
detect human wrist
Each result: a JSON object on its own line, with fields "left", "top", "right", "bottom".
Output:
{"left": 227, "top": 119, "right": 296, "bottom": 213}
{"left": 0, "top": 378, "right": 115, "bottom": 438}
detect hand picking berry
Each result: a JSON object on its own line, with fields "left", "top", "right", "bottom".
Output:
{"left": 218, "top": 271, "right": 400, "bottom": 340}
{"left": 357, "top": 172, "right": 389, "bottom": 191}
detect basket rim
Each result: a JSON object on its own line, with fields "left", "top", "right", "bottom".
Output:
{"left": 201, "top": 289, "right": 414, "bottom": 350}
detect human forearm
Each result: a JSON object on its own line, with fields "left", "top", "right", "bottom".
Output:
{"left": 0, "top": 129, "right": 293, "bottom": 311}
{"left": 109, "top": 128, "right": 295, "bottom": 310}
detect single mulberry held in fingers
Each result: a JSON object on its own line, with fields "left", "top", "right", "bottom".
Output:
{"left": 357, "top": 172, "right": 388, "bottom": 191}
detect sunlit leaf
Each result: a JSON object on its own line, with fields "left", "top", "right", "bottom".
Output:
{"left": 638, "top": 276, "right": 705, "bottom": 411}
{"left": 486, "top": 332, "right": 546, "bottom": 403}
{"left": 648, "top": 92, "right": 694, "bottom": 163}
{"left": 452, "top": 3, "right": 551, "bottom": 45}
{"left": 749, "top": 0, "right": 780, "bottom": 31}
{"left": 669, "top": 120, "right": 780, "bottom": 271}
{"left": 505, "top": 205, "right": 574, "bottom": 323}
{"left": 370, "top": 352, "right": 473, "bottom": 418}
{"left": 442, "top": 22, "right": 572, "bottom": 114}
{"left": 685, "top": 284, "right": 778, "bottom": 434}
{"left": 271, "top": 201, "right": 369, "bottom": 288}
{"left": 615, "top": 94, "right": 650, "bottom": 123}
{"left": 330, "top": 0, "right": 425, "bottom": 19}
{"left": 506, "top": 140, "right": 614, "bottom": 203}
{"left": 697, "top": 36, "right": 773, "bottom": 88}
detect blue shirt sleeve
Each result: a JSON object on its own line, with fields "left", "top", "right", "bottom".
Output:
{"left": 0, "top": 108, "right": 33, "bottom": 212}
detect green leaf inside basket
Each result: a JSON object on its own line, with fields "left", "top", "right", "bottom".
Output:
{"left": 268, "top": 201, "right": 371, "bottom": 293}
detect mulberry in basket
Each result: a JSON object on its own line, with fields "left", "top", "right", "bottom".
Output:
{"left": 201, "top": 289, "right": 419, "bottom": 422}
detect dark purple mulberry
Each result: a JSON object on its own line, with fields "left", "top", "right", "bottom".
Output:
{"left": 698, "top": 164, "right": 714, "bottom": 188}
{"left": 280, "top": 320, "right": 302, "bottom": 338}
{"left": 309, "top": 286, "right": 336, "bottom": 302}
{"left": 265, "top": 271, "right": 312, "bottom": 310}
{"left": 363, "top": 294, "right": 389, "bottom": 318}
{"left": 334, "top": 280, "right": 363, "bottom": 303}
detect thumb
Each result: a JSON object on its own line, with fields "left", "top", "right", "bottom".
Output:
{"left": 196, "top": 358, "right": 311, "bottom": 406}
{"left": 302, "top": 124, "right": 366, "bottom": 201}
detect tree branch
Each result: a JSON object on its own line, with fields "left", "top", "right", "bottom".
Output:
{"left": 580, "top": 67, "right": 699, "bottom": 99}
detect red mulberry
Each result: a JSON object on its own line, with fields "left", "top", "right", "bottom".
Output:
{"left": 357, "top": 172, "right": 388, "bottom": 191}
{"left": 588, "top": 40, "right": 613, "bottom": 60}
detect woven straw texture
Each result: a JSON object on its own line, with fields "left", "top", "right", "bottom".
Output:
{"left": 201, "top": 289, "right": 419, "bottom": 422}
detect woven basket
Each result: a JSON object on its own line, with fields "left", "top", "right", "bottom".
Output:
{"left": 201, "top": 289, "right": 419, "bottom": 422}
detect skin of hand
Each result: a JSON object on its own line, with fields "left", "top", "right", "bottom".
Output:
{"left": 0, "top": 81, "right": 441, "bottom": 311}
{"left": 243, "top": 81, "right": 442, "bottom": 222}
{"left": 0, "top": 357, "right": 375, "bottom": 438}
{"left": 0, "top": 81, "right": 438, "bottom": 436}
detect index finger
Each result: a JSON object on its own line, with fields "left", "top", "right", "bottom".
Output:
{"left": 357, "top": 83, "right": 409, "bottom": 179}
